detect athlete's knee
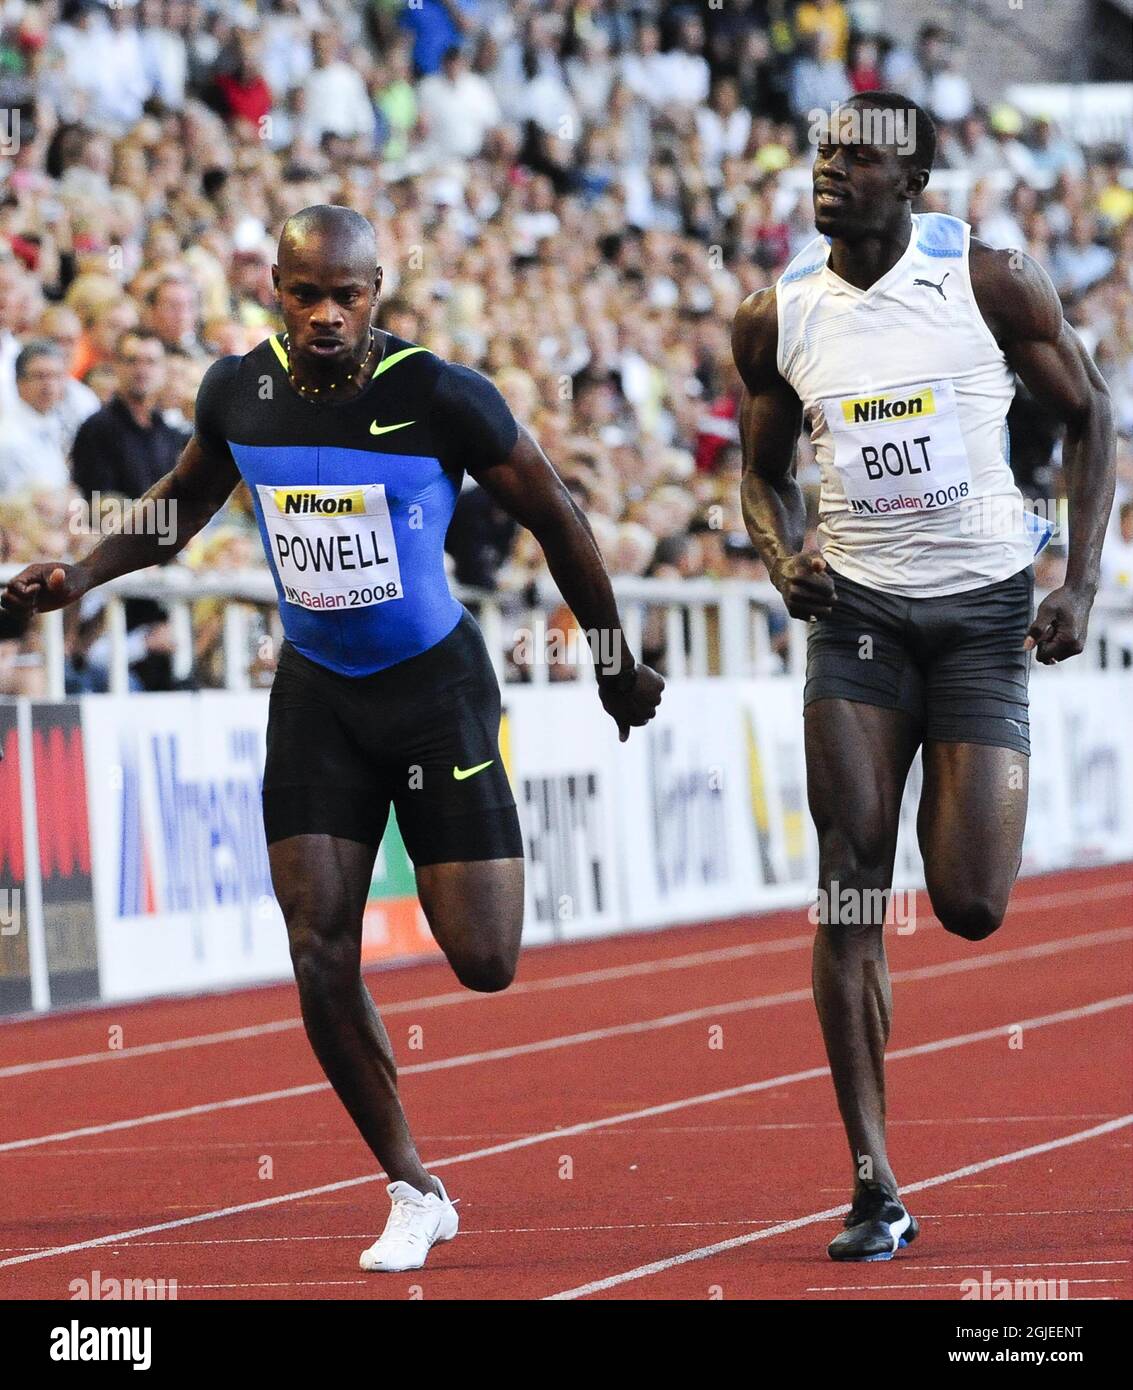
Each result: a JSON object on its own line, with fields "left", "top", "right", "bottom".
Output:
{"left": 449, "top": 944, "right": 516, "bottom": 994}
{"left": 936, "top": 896, "right": 1004, "bottom": 942}
{"left": 816, "top": 823, "right": 893, "bottom": 890}
{"left": 287, "top": 914, "right": 360, "bottom": 998}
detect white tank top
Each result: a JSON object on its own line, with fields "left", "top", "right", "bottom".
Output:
{"left": 776, "top": 213, "right": 1050, "bottom": 596}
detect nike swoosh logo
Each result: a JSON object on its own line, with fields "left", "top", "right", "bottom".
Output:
{"left": 370, "top": 420, "right": 415, "bottom": 436}
{"left": 453, "top": 760, "right": 494, "bottom": 781}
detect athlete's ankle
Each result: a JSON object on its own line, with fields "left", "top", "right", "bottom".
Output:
{"left": 854, "top": 1174, "right": 900, "bottom": 1202}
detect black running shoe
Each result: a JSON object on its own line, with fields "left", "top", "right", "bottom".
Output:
{"left": 827, "top": 1185, "right": 919, "bottom": 1262}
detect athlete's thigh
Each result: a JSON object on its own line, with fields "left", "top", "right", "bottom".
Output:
{"left": 269, "top": 834, "right": 379, "bottom": 947}
{"left": 917, "top": 740, "right": 1028, "bottom": 919}
{"left": 390, "top": 615, "right": 524, "bottom": 945}
{"left": 415, "top": 857, "right": 525, "bottom": 970}
{"left": 914, "top": 567, "right": 1033, "bottom": 916}
{"left": 263, "top": 640, "right": 394, "bottom": 850}
{"left": 805, "top": 699, "right": 921, "bottom": 875}
{"left": 918, "top": 566, "right": 1034, "bottom": 760}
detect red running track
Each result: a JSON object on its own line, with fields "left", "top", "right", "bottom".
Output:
{"left": 0, "top": 863, "right": 1130, "bottom": 1300}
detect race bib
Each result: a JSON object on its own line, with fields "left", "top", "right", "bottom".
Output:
{"left": 823, "top": 379, "right": 972, "bottom": 517}
{"left": 257, "top": 482, "right": 404, "bottom": 612}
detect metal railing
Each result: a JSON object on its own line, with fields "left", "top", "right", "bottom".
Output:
{"left": 1, "top": 564, "right": 1130, "bottom": 696}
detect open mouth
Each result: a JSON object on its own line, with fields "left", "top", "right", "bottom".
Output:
{"left": 308, "top": 337, "right": 345, "bottom": 355}
{"left": 815, "top": 188, "right": 850, "bottom": 209}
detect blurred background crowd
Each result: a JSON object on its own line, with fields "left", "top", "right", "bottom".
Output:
{"left": 0, "top": 0, "right": 1130, "bottom": 691}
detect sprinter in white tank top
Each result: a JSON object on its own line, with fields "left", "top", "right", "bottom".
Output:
{"left": 732, "top": 92, "right": 1115, "bottom": 1261}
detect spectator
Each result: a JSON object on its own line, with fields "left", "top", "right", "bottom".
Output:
{"left": 399, "top": 0, "right": 478, "bottom": 79}
{"left": 34, "top": 306, "right": 101, "bottom": 447}
{"left": 0, "top": 342, "right": 72, "bottom": 497}
{"left": 620, "top": 18, "right": 669, "bottom": 111}
{"left": 939, "top": 110, "right": 1002, "bottom": 180}
{"left": 913, "top": 25, "right": 973, "bottom": 124}
{"left": 83, "top": 360, "right": 120, "bottom": 405}
{"left": 68, "top": 293, "right": 141, "bottom": 381}
{"left": 71, "top": 328, "right": 187, "bottom": 500}
{"left": 846, "top": 36, "right": 882, "bottom": 94}
{"left": 789, "top": 32, "right": 849, "bottom": 123}
{"left": 444, "top": 482, "right": 518, "bottom": 590}
{"left": 213, "top": 29, "right": 275, "bottom": 129}
{"left": 261, "top": 0, "right": 316, "bottom": 98}
{"left": 0, "top": 258, "right": 30, "bottom": 419}
{"left": 565, "top": 28, "right": 616, "bottom": 126}
{"left": 144, "top": 274, "right": 205, "bottom": 356}
{"left": 51, "top": 0, "right": 150, "bottom": 132}
{"left": 696, "top": 78, "right": 753, "bottom": 174}
{"left": 794, "top": 0, "right": 850, "bottom": 64}
{"left": 662, "top": 12, "right": 712, "bottom": 113}
{"left": 1029, "top": 116, "right": 1088, "bottom": 188}
{"left": 1050, "top": 212, "right": 1117, "bottom": 298}
{"left": 139, "top": 0, "right": 188, "bottom": 110}
{"left": 416, "top": 44, "right": 501, "bottom": 165}
{"left": 374, "top": 42, "right": 419, "bottom": 163}
{"left": 302, "top": 29, "right": 377, "bottom": 143}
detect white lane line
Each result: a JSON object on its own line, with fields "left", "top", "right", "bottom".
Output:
{"left": 181, "top": 1281, "right": 370, "bottom": 1290}
{"left": 2, "top": 1114, "right": 1122, "bottom": 1164}
{"left": 3, "top": 877, "right": 1125, "bottom": 1080}
{"left": 0, "top": 994, "right": 1127, "bottom": 1271}
{"left": 0, "top": 934, "right": 813, "bottom": 1080}
{"left": 887, "top": 1260, "right": 1128, "bottom": 1270}
{"left": 543, "top": 1114, "right": 1133, "bottom": 1300}
{"left": 8, "top": 1222, "right": 1130, "bottom": 1257}
{"left": 3, "top": 928, "right": 1128, "bottom": 1155}
{"left": 805, "top": 1279, "right": 1126, "bottom": 1292}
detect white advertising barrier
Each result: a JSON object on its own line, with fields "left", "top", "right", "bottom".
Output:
{"left": 891, "top": 668, "right": 1133, "bottom": 886}
{"left": 503, "top": 684, "right": 626, "bottom": 943}
{"left": 603, "top": 680, "right": 762, "bottom": 930}
{"left": 82, "top": 694, "right": 291, "bottom": 1001}
{"left": 734, "top": 677, "right": 817, "bottom": 905}
{"left": 74, "top": 667, "right": 1133, "bottom": 1004}
{"left": 1041, "top": 669, "right": 1133, "bottom": 865}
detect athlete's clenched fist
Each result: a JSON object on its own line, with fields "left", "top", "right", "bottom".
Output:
{"left": 1, "top": 562, "right": 90, "bottom": 616}
{"left": 771, "top": 551, "right": 836, "bottom": 621}
{"left": 597, "top": 662, "right": 665, "bottom": 743}
{"left": 1024, "top": 584, "right": 1091, "bottom": 665}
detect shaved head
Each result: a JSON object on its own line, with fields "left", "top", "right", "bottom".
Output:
{"left": 272, "top": 205, "right": 384, "bottom": 380}
{"left": 278, "top": 204, "right": 378, "bottom": 275}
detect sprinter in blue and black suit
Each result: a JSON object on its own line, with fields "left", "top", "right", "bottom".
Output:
{"left": 2, "top": 205, "right": 664, "bottom": 1273}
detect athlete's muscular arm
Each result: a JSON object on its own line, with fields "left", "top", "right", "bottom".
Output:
{"left": 732, "top": 287, "right": 834, "bottom": 619}
{"left": 2, "top": 360, "right": 242, "bottom": 617}
{"left": 970, "top": 241, "right": 1116, "bottom": 664}
{"left": 470, "top": 425, "right": 664, "bottom": 738}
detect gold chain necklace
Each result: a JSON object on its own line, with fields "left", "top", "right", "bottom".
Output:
{"left": 283, "top": 328, "right": 377, "bottom": 398}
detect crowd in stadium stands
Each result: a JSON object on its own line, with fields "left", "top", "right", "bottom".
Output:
{"left": 0, "top": 0, "right": 1130, "bottom": 690}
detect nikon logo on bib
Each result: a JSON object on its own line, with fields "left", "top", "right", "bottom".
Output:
{"left": 825, "top": 378, "right": 973, "bottom": 516}
{"left": 841, "top": 389, "right": 937, "bottom": 425}
{"left": 272, "top": 487, "right": 366, "bottom": 516}
{"left": 256, "top": 482, "right": 405, "bottom": 612}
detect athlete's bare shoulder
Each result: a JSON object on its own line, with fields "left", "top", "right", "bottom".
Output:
{"left": 968, "top": 237, "right": 1063, "bottom": 348}
{"left": 731, "top": 286, "right": 780, "bottom": 393}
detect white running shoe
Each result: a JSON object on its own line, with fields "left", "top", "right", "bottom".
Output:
{"left": 359, "top": 1178, "right": 459, "bottom": 1273}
